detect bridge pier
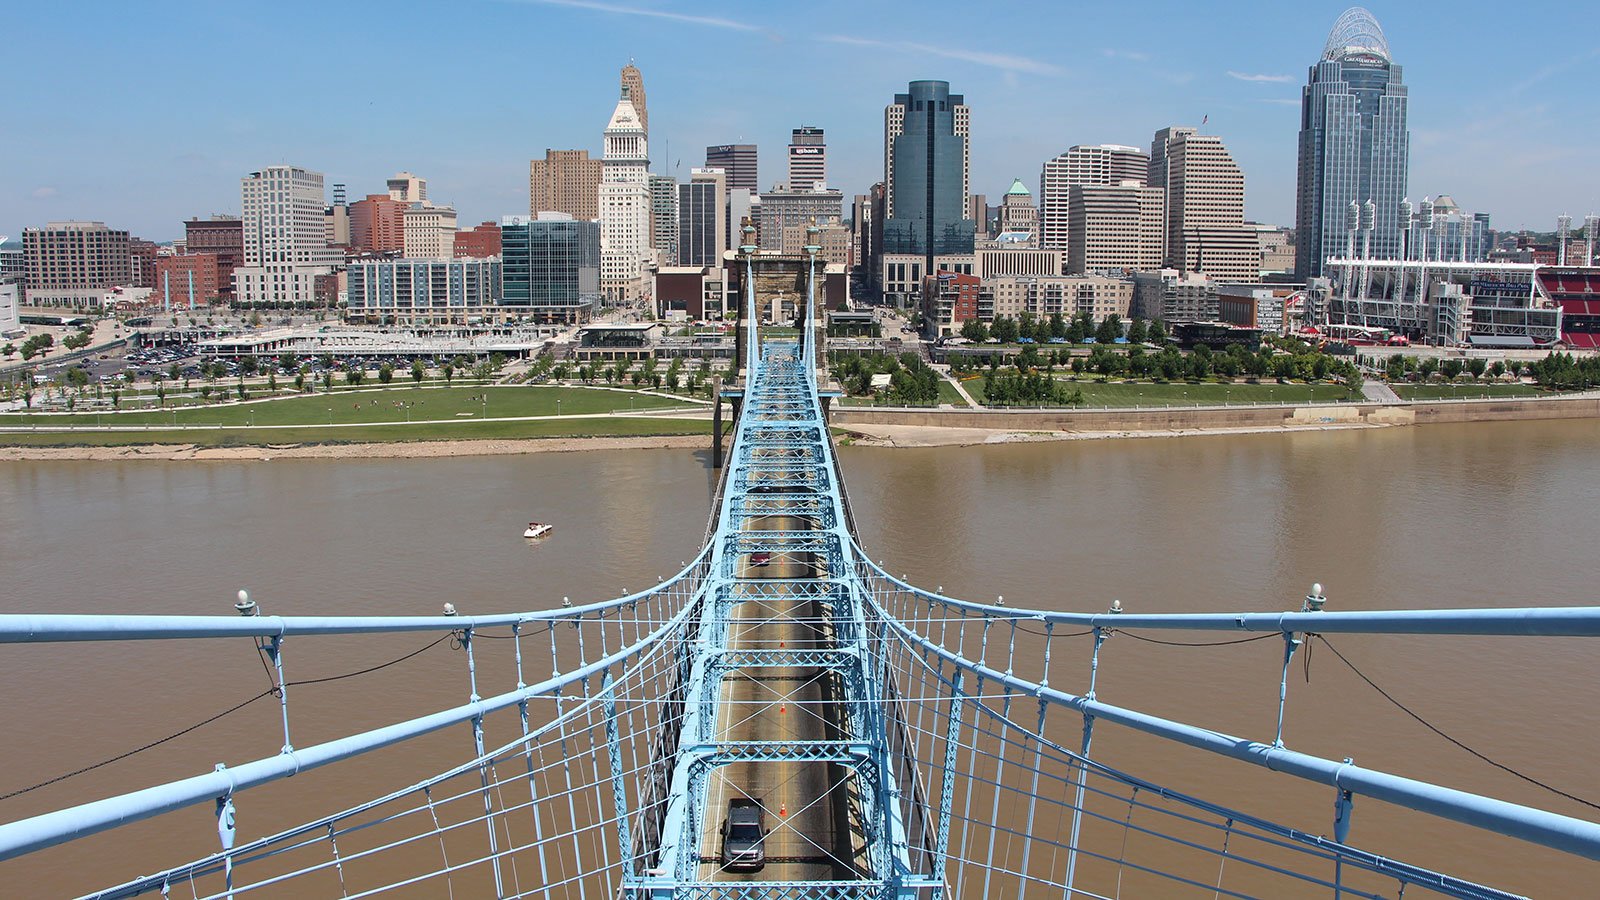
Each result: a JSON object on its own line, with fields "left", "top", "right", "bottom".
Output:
{"left": 711, "top": 378, "right": 723, "bottom": 469}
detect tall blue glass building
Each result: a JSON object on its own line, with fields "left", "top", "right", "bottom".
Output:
{"left": 883, "top": 80, "right": 975, "bottom": 266}
{"left": 1295, "top": 8, "right": 1409, "bottom": 280}
{"left": 501, "top": 214, "right": 601, "bottom": 324}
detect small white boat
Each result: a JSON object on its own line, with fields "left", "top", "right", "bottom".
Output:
{"left": 523, "top": 521, "right": 553, "bottom": 539}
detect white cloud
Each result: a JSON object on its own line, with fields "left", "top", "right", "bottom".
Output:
{"left": 1102, "top": 49, "right": 1151, "bottom": 62}
{"left": 1228, "top": 71, "right": 1293, "bottom": 84}
{"left": 1255, "top": 98, "right": 1301, "bottom": 106}
{"left": 31, "top": 187, "right": 57, "bottom": 199}
{"left": 512, "top": 0, "right": 760, "bottom": 32}
{"left": 822, "top": 34, "right": 1064, "bottom": 77}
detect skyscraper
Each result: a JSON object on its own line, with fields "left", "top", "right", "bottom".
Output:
{"left": 234, "top": 166, "right": 339, "bottom": 306}
{"left": 788, "top": 126, "right": 826, "bottom": 191}
{"left": 621, "top": 63, "right": 648, "bottom": 133}
{"left": 1295, "top": 7, "right": 1409, "bottom": 280}
{"left": 1152, "top": 127, "right": 1259, "bottom": 283}
{"left": 599, "top": 83, "right": 652, "bottom": 302}
{"left": 883, "top": 81, "right": 969, "bottom": 217}
{"left": 649, "top": 174, "right": 679, "bottom": 264}
{"left": 501, "top": 213, "right": 600, "bottom": 323}
{"left": 678, "top": 168, "right": 726, "bottom": 267}
{"left": 705, "top": 145, "right": 758, "bottom": 193}
{"left": 529, "top": 149, "right": 603, "bottom": 220}
{"left": 1039, "top": 144, "right": 1148, "bottom": 256}
{"left": 349, "top": 194, "right": 407, "bottom": 254}
{"left": 997, "top": 180, "right": 1037, "bottom": 237}
{"left": 882, "top": 80, "right": 975, "bottom": 289}
{"left": 386, "top": 172, "right": 427, "bottom": 204}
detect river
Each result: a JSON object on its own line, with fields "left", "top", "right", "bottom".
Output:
{"left": 2, "top": 420, "right": 1597, "bottom": 896}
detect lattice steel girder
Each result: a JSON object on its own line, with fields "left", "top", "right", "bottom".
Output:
{"left": 712, "top": 648, "right": 859, "bottom": 669}
{"left": 643, "top": 883, "right": 893, "bottom": 900}
{"left": 724, "top": 531, "right": 836, "bottom": 554}
{"left": 734, "top": 467, "right": 825, "bottom": 484}
{"left": 668, "top": 746, "right": 887, "bottom": 881}
{"left": 722, "top": 578, "right": 838, "bottom": 598}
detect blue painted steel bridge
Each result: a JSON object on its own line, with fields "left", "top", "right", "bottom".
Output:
{"left": 2, "top": 241, "right": 1599, "bottom": 898}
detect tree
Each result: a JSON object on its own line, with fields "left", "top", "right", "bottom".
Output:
{"left": 960, "top": 318, "right": 990, "bottom": 343}
{"left": 1147, "top": 319, "right": 1167, "bottom": 345}
{"left": 169, "top": 362, "right": 181, "bottom": 382}
{"left": 1095, "top": 314, "right": 1122, "bottom": 346}
{"left": 346, "top": 367, "right": 365, "bottom": 386}
{"left": 1440, "top": 358, "right": 1464, "bottom": 380}
{"left": 279, "top": 352, "right": 298, "bottom": 374}
{"left": 442, "top": 363, "right": 454, "bottom": 385}
{"left": 267, "top": 371, "right": 278, "bottom": 392}
{"left": 991, "top": 315, "right": 1020, "bottom": 345}
{"left": 1048, "top": 313, "right": 1067, "bottom": 340}
{"left": 379, "top": 362, "right": 394, "bottom": 384}
{"left": 112, "top": 389, "right": 121, "bottom": 409}
{"left": 239, "top": 356, "right": 258, "bottom": 377}
{"left": 1064, "top": 316, "right": 1085, "bottom": 345}
{"left": 1, "top": 343, "right": 13, "bottom": 359}
{"left": 1125, "top": 318, "right": 1147, "bottom": 346}
{"left": 20, "top": 376, "right": 34, "bottom": 409}
{"left": 1466, "top": 357, "right": 1487, "bottom": 380}
{"left": 155, "top": 383, "right": 165, "bottom": 407}
{"left": 412, "top": 360, "right": 426, "bottom": 384}
{"left": 322, "top": 370, "right": 334, "bottom": 392}
{"left": 249, "top": 310, "right": 263, "bottom": 327}
{"left": 1418, "top": 357, "right": 1439, "bottom": 380}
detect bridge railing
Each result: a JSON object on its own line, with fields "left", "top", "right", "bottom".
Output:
{"left": 0, "top": 546, "right": 716, "bottom": 887}
{"left": 852, "top": 553, "right": 1600, "bottom": 897}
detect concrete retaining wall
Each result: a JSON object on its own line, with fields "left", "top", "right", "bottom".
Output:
{"left": 830, "top": 396, "right": 1600, "bottom": 433}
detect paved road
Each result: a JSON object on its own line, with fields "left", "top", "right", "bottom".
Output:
{"left": 696, "top": 508, "right": 863, "bottom": 882}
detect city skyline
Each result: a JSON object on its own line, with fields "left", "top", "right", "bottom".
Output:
{"left": 4, "top": 1, "right": 1598, "bottom": 241}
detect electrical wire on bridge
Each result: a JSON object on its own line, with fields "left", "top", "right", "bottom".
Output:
{"left": 0, "top": 627, "right": 527, "bottom": 803}
{"left": 1314, "top": 634, "right": 1600, "bottom": 814}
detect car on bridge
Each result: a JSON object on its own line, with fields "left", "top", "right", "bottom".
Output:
{"left": 719, "top": 798, "right": 767, "bottom": 871}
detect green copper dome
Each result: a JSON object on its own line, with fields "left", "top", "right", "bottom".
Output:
{"left": 1005, "top": 178, "right": 1030, "bottom": 196}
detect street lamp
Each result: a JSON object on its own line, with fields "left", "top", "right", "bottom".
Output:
{"left": 327, "top": 407, "right": 333, "bottom": 425}
{"left": 556, "top": 398, "right": 562, "bottom": 417}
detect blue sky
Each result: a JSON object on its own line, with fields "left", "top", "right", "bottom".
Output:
{"left": 3, "top": 1, "right": 1597, "bottom": 242}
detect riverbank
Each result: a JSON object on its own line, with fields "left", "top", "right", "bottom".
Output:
{"left": 830, "top": 392, "right": 1600, "bottom": 446}
{"left": 0, "top": 434, "right": 714, "bottom": 461}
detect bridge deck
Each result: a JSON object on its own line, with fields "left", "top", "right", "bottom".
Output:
{"left": 697, "top": 513, "right": 861, "bottom": 882}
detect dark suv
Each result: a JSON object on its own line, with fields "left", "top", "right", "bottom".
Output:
{"left": 719, "top": 798, "right": 767, "bottom": 871}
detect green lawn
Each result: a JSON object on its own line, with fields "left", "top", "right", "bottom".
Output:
{"left": 0, "top": 417, "right": 716, "bottom": 448}
{"left": 0, "top": 385, "right": 697, "bottom": 429}
{"left": 964, "top": 377, "right": 1352, "bottom": 407}
{"left": 936, "top": 378, "right": 970, "bottom": 406}
{"left": 1391, "top": 383, "right": 1542, "bottom": 400}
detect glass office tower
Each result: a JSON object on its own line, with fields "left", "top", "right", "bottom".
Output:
{"left": 501, "top": 214, "right": 601, "bottom": 324}
{"left": 1295, "top": 7, "right": 1409, "bottom": 280}
{"left": 883, "top": 81, "right": 975, "bottom": 264}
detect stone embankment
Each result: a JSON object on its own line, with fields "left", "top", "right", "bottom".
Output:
{"left": 829, "top": 395, "right": 1600, "bottom": 447}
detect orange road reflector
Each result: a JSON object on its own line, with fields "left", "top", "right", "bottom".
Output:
{"left": 779, "top": 702, "right": 786, "bottom": 714}
{"left": 779, "top": 802, "right": 787, "bottom": 817}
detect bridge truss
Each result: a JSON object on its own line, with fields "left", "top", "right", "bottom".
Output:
{"left": 1, "top": 243, "right": 1599, "bottom": 898}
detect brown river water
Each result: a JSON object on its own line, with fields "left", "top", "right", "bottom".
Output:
{"left": 2, "top": 419, "right": 1598, "bottom": 897}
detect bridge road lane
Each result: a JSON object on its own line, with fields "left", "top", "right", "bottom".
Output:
{"left": 697, "top": 510, "right": 852, "bottom": 883}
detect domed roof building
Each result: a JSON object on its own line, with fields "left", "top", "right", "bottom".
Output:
{"left": 1295, "top": 7, "right": 1410, "bottom": 281}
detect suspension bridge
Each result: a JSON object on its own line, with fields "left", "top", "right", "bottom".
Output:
{"left": 2, "top": 236, "right": 1599, "bottom": 898}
